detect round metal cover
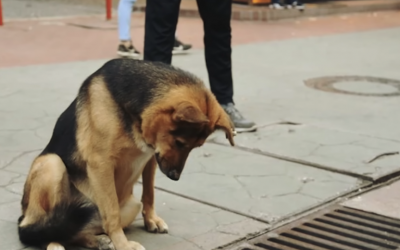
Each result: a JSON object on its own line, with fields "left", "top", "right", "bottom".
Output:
{"left": 304, "top": 75, "right": 400, "bottom": 97}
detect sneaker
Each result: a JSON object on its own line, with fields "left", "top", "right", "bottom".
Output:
{"left": 221, "top": 103, "right": 257, "bottom": 133}
{"left": 292, "top": 1, "right": 305, "bottom": 10}
{"left": 269, "top": 3, "right": 284, "bottom": 9}
{"left": 117, "top": 44, "right": 141, "bottom": 59}
{"left": 172, "top": 38, "right": 192, "bottom": 54}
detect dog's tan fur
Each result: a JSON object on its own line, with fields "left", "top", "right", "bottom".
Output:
{"left": 18, "top": 59, "right": 235, "bottom": 250}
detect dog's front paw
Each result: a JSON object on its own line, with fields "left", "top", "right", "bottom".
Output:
{"left": 143, "top": 213, "right": 168, "bottom": 233}
{"left": 127, "top": 241, "right": 145, "bottom": 250}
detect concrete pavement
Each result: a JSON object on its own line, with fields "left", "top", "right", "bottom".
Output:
{"left": 9, "top": 0, "right": 400, "bottom": 23}
{"left": 1, "top": 9, "right": 400, "bottom": 250}
{"left": 3, "top": 11, "right": 400, "bottom": 68}
{"left": 1, "top": 0, "right": 105, "bottom": 20}
{"left": 343, "top": 178, "right": 400, "bottom": 220}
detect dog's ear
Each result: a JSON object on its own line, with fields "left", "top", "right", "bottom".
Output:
{"left": 215, "top": 111, "right": 236, "bottom": 146}
{"left": 173, "top": 102, "right": 209, "bottom": 124}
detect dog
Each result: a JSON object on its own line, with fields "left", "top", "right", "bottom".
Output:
{"left": 17, "top": 58, "right": 235, "bottom": 250}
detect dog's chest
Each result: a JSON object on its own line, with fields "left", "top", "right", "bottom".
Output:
{"left": 115, "top": 146, "right": 154, "bottom": 191}
{"left": 129, "top": 151, "right": 154, "bottom": 180}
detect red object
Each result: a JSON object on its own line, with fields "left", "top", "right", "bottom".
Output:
{"left": 106, "top": 0, "right": 112, "bottom": 20}
{"left": 0, "top": 0, "right": 4, "bottom": 26}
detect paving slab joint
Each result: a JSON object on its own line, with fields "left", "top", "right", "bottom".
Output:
{"left": 207, "top": 140, "right": 373, "bottom": 182}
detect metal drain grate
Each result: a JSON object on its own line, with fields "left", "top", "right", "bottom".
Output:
{"left": 237, "top": 206, "right": 400, "bottom": 250}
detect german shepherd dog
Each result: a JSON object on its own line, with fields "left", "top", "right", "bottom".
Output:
{"left": 17, "top": 59, "right": 235, "bottom": 250}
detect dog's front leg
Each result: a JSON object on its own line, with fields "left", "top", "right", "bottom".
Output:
{"left": 141, "top": 157, "right": 169, "bottom": 233}
{"left": 87, "top": 159, "right": 145, "bottom": 250}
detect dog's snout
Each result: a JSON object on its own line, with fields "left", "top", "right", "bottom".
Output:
{"left": 167, "top": 170, "right": 180, "bottom": 181}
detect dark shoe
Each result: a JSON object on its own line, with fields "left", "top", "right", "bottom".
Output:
{"left": 173, "top": 38, "right": 192, "bottom": 54}
{"left": 221, "top": 103, "right": 257, "bottom": 133}
{"left": 117, "top": 44, "right": 141, "bottom": 59}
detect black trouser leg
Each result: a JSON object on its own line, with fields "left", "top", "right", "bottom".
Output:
{"left": 196, "top": 0, "right": 234, "bottom": 105}
{"left": 143, "top": 0, "right": 181, "bottom": 64}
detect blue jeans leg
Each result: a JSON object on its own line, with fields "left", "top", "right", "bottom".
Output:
{"left": 118, "top": 0, "right": 136, "bottom": 41}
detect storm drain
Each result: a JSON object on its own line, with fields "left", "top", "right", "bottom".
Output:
{"left": 304, "top": 75, "right": 400, "bottom": 97}
{"left": 239, "top": 206, "right": 400, "bottom": 250}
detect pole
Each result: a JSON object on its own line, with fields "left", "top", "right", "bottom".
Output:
{"left": 106, "top": 0, "right": 112, "bottom": 20}
{"left": 0, "top": 0, "right": 4, "bottom": 26}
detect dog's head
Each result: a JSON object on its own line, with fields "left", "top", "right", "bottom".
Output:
{"left": 141, "top": 88, "right": 235, "bottom": 181}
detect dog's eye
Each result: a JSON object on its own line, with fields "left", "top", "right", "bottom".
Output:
{"left": 175, "top": 140, "right": 185, "bottom": 149}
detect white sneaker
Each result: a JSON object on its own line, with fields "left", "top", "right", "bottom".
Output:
{"left": 117, "top": 44, "right": 141, "bottom": 59}
{"left": 269, "top": 3, "right": 284, "bottom": 9}
{"left": 172, "top": 38, "right": 192, "bottom": 55}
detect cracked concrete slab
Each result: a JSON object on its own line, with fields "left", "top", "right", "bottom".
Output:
{"left": 128, "top": 185, "right": 266, "bottom": 250}
{"left": 0, "top": 170, "right": 19, "bottom": 186}
{"left": 0, "top": 220, "right": 25, "bottom": 250}
{"left": 342, "top": 179, "right": 400, "bottom": 220}
{"left": 0, "top": 201, "right": 21, "bottom": 223}
{"left": 1, "top": 182, "right": 267, "bottom": 250}
{"left": 154, "top": 143, "right": 364, "bottom": 223}
{"left": 212, "top": 124, "right": 400, "bottom": 180}
{"left": 3, "top": 150, "right": 42, "bottom": 175}
{"left": 0, "top": 187, "right": 21, "bottom": 205}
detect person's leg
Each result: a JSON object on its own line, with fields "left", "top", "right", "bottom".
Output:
{"left": 118, "top": 0, "right": 135, "bottom": 42}
{"left": 117, "top": 0, "right": 140, "bottom": 58}
{"left": 196, "top": 0, "right": 256, "bottom": 132}
{"left": 196, "top": 0, "right": 233, "bottom": 105}
{"left": 143, "top": 0, "right": 181, "bottom": 64}
{"left": 284, "top": 0, "right": 293, "bottom": 8}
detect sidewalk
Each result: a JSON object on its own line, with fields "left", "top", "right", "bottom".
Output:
{"left": 1, "top": 8, "right": 400, "bottom": 250}
{"left": 2, "top": 11, "right": 400, "bottom": 68}
{"left": 5, "top": 0, "right": 399, "bottom": 22}
{"left": 134, "top": 0, "right": 400, "bottom": 22}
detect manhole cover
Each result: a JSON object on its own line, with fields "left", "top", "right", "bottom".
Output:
{"left": 228, "top": 205, "right": 400, "bottom": 250}
{"left": 304, "top": 76, "right": 400, "bottom": 97}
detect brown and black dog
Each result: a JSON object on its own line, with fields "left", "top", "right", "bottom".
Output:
{"left": 17, "top": 59, "right": 235, "bottom": 250}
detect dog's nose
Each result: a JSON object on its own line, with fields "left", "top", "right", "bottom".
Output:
{"left": 168, "top": 170, "right": 180, "bottom": 181}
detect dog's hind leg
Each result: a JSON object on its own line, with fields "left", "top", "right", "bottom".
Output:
{"left": 19, "top": 154, "right": 93, "bottom": 249}
{"left": 73, "top": 194, "right": 140, "bottom": 250}
{"left": 19, "top": 154, "right": 70, "bottom": 249}
{"left": 71, "top": 209, "right": 115, "bottom": 250}
{"left": 20, "top": 153, "right": 71, "bottom": 226}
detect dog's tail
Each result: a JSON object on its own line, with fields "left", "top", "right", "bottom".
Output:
{"left": 18, "top": 199, "right": 97, "bottom": 246}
